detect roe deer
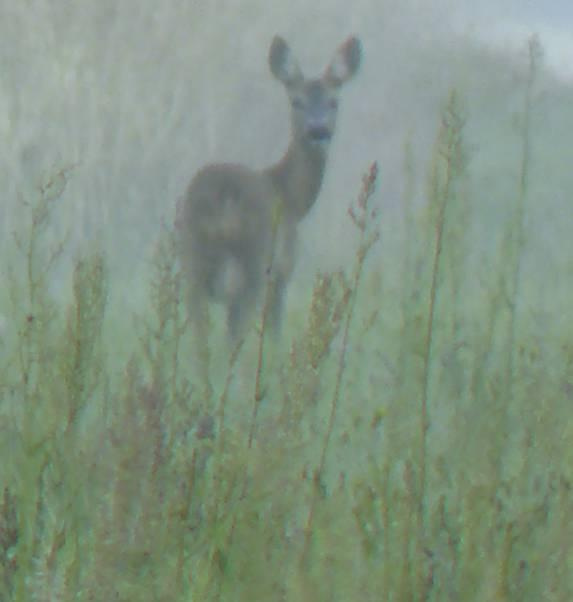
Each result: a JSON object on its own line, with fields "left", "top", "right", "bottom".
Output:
{"left": 177, "top": 35, "right": 362, "bottom": 342}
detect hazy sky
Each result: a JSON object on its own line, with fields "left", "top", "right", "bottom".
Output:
{"left": 456, "top": 0, "right": 573, "bottom": 80}
{"left": 508, "top": 1, "right": 573, "bottom": 24}
{"left": 467, "top": 0, "right": 573, "bottom": 25}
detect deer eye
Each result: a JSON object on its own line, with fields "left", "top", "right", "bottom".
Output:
{"left": 291, "top": 98, "right": 305, "bottom": 110}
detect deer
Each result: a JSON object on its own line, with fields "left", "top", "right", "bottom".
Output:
{"left": 177, "top": 35, "right": 362, "bottom": 343}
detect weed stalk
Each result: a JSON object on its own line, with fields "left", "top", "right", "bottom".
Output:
{"left": 418, "top": 89, "right": 467, "bottom": 597}
{"left": 302, "top": 162, "right": 379, "bottom": 561}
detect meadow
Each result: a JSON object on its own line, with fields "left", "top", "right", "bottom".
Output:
{"left": 1, "top": 4, "right": 572, "bottom": 601}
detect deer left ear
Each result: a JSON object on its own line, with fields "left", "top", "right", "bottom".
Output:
{"left": 325, "top": 36, "right": 362, "bottom": 86}
{"left": 269, "top": 35, "right": 304, "bottom": 87}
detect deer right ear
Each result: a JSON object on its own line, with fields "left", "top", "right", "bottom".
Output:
{"left": 325, "top": 36, "right": 362, "bottom": 86}
{"left": 269, "top": 36, "right": 303, "bottom": 86}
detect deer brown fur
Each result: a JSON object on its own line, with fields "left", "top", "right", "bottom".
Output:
{"left": 177, "top": 35, "right": 362, "bottom": 341}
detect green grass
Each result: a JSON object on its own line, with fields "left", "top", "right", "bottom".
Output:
{"left": 1, "top": 37, "right": 573, "bottom": 601}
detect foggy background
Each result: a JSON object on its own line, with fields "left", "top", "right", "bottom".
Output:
{"left": 1, "top": 0, "right": 572, "bottom": 313}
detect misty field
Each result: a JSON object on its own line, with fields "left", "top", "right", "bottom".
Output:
{"left": 1, "top": 3, "right": 573, "bottom": 601}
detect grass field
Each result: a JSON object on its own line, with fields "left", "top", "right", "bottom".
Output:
{"left": 1, "top": 5, "right": 572, "bottom": 601}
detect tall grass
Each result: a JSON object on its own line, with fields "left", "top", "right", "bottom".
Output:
{"left": 1, "top": 37, "right": 572, "bottom": 601}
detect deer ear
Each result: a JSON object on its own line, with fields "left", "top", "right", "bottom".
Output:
{"left": 269, "top": 36, "right": 303, "bottom": 86}
{"left": 325, "top": 36, "right": 362, "bottom": 86}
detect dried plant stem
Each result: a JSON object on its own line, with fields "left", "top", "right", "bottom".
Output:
{"left": 418, "top": 90, "right": 466, "bottom": 596}
{"left": 216, "top": 338, "right": 244, "bottom": 456}
{"left": 302, "top": 163, "right": 379, "bottom": 561}
{"left": 504, "top": 36, "right": 540, "bottom": 406}
{"left": 213, "top": 203, "right": 283, "bottom": 602}
{"left": 247, "top": 200, "right": 282, "bottom": 449}
{"left": 247, "top": 301, "right": 269, "bottom": 449}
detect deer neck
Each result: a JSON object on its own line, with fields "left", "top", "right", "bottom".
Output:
{"left": 266, "top": 138, "right": 328, "bottom": 221}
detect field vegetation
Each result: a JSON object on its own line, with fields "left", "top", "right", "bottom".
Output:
{"left": 1, "top": 4, "right": 572, "bottom": 600}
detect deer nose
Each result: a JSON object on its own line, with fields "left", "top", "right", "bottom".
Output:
{"left": 305, "top": 114, "right": 332, "bottom": 141}
{"left": 307, "top": 125, "right": 332, "bottom": 142}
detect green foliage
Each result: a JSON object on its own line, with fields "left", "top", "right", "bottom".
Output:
{"left": 1, "top": 37, "right": 572, "bottom": 601}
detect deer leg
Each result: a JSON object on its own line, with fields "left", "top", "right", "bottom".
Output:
{"left": 227, "top": 257, "right": 261, "bottom": 343}
{"left": 228, "top": 286, "right": 257, "bottom": 342}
